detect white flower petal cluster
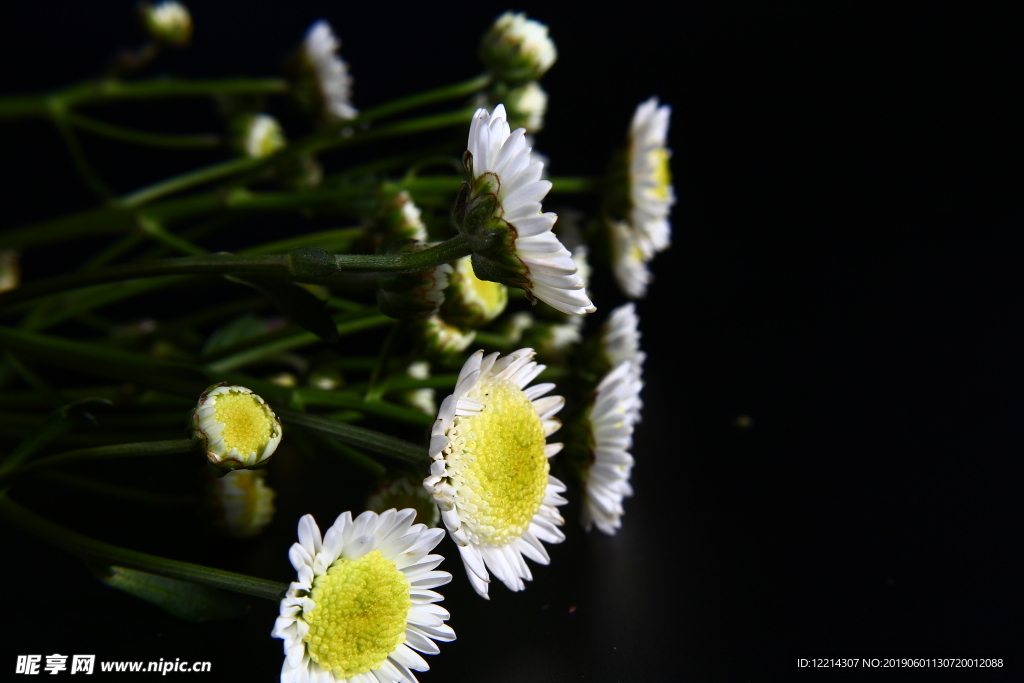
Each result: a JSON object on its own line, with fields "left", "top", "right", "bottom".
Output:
{"left": 424, "top": 349, "right": 568, "bottom": 599}
{"left": 303, "top": 20, "right": 357, "bottom": 122}
{"left": 242, "top": 114, "right": 286, "bottom": 159}
{"left": 465, "top": 105, "right": 595, "bottom": 316}
{"left": 629, "top": 97, "right": 675, "bottom": 255}
{"left": 191, "top": 385, "right": 282, "bottom": 470}
{"left": 481, "top": 12, "right": 557, "bottom": 84}
{"left": 581, "top": 361, "right": 642, "bottom": 535}
{"left": 206, "top": 469, "right": 276, "bottom": 538}
{"left": 272, "top": 510, "right": 454, "bottom": 683}
{"left": 142, "top": 1, "right": 192, "bottom": 47}
{"left": 601, "top": 302, "right": 646, "bottom": 423}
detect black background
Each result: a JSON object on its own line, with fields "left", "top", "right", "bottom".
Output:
{"left": 1, "top": 2, "right": 1019, "bottom": 681}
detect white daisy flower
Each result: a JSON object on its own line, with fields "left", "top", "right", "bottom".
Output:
{"left": 403, "top": 361, "right": 437, "bottom": 417}
{"left": 237, "top": 113, "right": 286, "bottom": 159}
{"left": 302, "top": 20, "right": 357, "bottom": 122}
{"left": 367, "top": 478, "right": 441, "bottom": 528}
{"left": 191, "top": 384, "right": 282, "bottom": 471}
{"left": 628, "top": 97, "right": 675, "bottom": 255}
{"left": 141, "top": 1, "right": 192, "bottom": 47}
{"left": 205, "top": 469, "right": 276, "bottom": 538}
{"left": 481, "top": 12, "right": 557, "bottom": 84}
{"left": 424, "top": 348, "right": 568, "bottom": 599}
{"left": 418, "top": 315, "right": 476, "bottom": 359}
{"left": 439, "top": 255, "right": 508, "bottom": 328}
{"left": 608, "top": 219, "right": 654, "bottom": 298}
{"left": 580, "top": 361, "right": 642, "bottom": 535}
{"left": 505, "top": 81, "right": 548, "bottom": 133}
{"left": 458, "top": 104, "right": 595, "bottom": 316}
{"left": 601, "top": 303, "right": 646, "bottom": 423}
{"left": 272, "top": 509, "right": 454, "bottom": 683}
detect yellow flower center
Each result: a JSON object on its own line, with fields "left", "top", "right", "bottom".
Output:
{"left": 213, "top": 392, "right": 276, "bottom": 456}
{"left": 446, "top": 377, "right": 549, "bottom": 546}
{"left": 649, "top": 148, "right": 672, "bottom": 201}
{"left": 302, "top": 550, "right": 411, "bottom": 678}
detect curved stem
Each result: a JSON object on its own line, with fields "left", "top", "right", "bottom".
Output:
{"left": 0, "top": 78, "right": 289, "bottom": 120}
{"left": 66, "top": 112, "right": 222, "bottom": 149}
{"left": 0, "top": 494, "right": 286, "bottom": 601}
{"left": 0, "top": 236, "right": 472, "bottom": 309}
{"left": 0, "top": 440, "right": 194, "bottom": 490}
{"left": 276, "top": 407, "right": 426, "bottom": 466}
{"left": 356, "top": 73, "right": 490, "bottom": 122}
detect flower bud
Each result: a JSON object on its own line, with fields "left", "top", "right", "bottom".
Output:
{"left": 417, "top": 315, "right": 476, "bottom": 360}
{"left": 366, "top": 477, "right": 440, "bottom": 527}
{"left": 503, "top": 81, "right": 548, "bottom": 133}
{"left": 139, "top": 1, "right": 193, "bottom": 48}
{"left": 376, "top": 242, "right": 452, "bottom": 321}
{"left": 289, "top": 20, "right": 357, "bottom": 124}
{"left": 191, "top": 384, "right": 282, "bottom": 472}
{"left": 232, "top": 113, "right": 286, "bottom": 159}
{"left": 439, "top": 256, "right": 507, "bottom": 328}
{"left": 203, "top": 469, "right": 276, "bottom": 538}
{"left": 480, "top": 11, "right": 557, "bottom": 85}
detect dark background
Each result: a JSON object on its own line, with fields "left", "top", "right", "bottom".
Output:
{"left": 1, "top": 1, "right": 1019, "bottom": 681}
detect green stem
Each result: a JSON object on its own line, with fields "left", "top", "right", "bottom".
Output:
{"left": 66, "top": 112, "right": 222, "bottom": 148}
{"left": 0, "top": 494, "right": 286, "bottom": 601}
{"left": 205, "top": 313, "right": 393, "bottom": 374}
{"left": 292, "top": 389, "right": 433, "bottom": 427}
{"left": 239, "top": 228, "right": 362, "bottom": 256}
{"left": 0, "top": 78, "right": 290, "bottom": 120}
{"left": 0, "top": 237, "right": 472, "bottom": 309}
{"left": 50, "top": 103, "right": 112, "bottom": 199}
{"left": 357, "top": 73, "right": 489, "bottom": 122}
{"left": 0, "top": 439, "right": 193, "bottom": 490}
{"left": 276, "top": 408, "right": 425, "bottom": 466}
{"left": 119, "top": 157, "right": 258, "bottom": 207}
{"left": 41, "top": 471, "right": 197, "bottom": 509}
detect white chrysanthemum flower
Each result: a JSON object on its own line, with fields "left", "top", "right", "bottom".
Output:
{"left": 191, "top": 384, "right": 282, "bottom": 471}
{"left": 302, "top": 20, "right": 357, "bottom": 122}
{"left": 272, "top": 510, "right": 454, "bottom": 683}
{"left": 141, "top": 1, "right": 192, "bottom": 47}
{"left": 368, "top": 478, "right": 441, "bottom": 528}
{"left": 628, "top": 97, "right": 675, "bottom": 255}
{"left": 440, "top": 256, "right": 508, "bottom": 328}
{"left": 459, "top": 105, "right": 595, "bottom": 316}
{"left": 608, "top": 219, "right": 654, "bottom": 298}
{"left": 404, "top": 361, "right": 437, "bottom": 417}
{"left": 481, "top": 12, "right": 557, "bottom": 84}
{"left": 580, "top": 361, "right": 641, "bottom": 535}
{"left": 601, "top": 303, "right": 646, "bottom": 423}
{"left": 424, "top": 348, "right": 568, "bottom": 599}
{"left": 205, "top": 469, "right": 276, "bottom": 538}
{"left": 240, "top": 114, "right": 286, "bottom": 159}
{"left": 505, "top": 81, "right": 548, "bottom": 132}
{"left": 419, "top": 315, "right": 476, "bottom": 358}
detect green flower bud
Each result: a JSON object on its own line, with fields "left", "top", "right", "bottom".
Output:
{"left": 480, "top": 11, "right": 557, "bottom": 86}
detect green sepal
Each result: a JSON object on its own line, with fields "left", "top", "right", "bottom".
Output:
{"left": 92, "top": 564, "right": 250, "bottom": 622}
{"left": 226, "top": 274, "right": 340, "bottom": 344}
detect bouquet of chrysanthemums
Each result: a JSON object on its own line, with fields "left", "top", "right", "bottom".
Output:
{"left": 0, "top": 4, "right": 674, "bottom": 681}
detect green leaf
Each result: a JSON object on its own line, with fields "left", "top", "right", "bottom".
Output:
{"left": 226, "top": 274, "right": 340, "bottom": 344}
{"left": 94, "top": 565, "right": 250, "bottom": 622}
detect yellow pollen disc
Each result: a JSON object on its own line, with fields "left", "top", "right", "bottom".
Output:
{"left": 447, "top": 378, "right": 549, "bottom": 546}
{"left": 649, "top": 148, "right": 672, "bottom": 201}
{"left": 302, "top": 550, "right": 411, "bottom": 678}
{"left": 213, "top": 392, "right": 276, "bottom": 455}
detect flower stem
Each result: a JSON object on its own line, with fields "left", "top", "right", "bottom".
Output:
{"left": 0, "top": 493, "right": 287, "bottom": 601}
{"left": 0, "top": 78, "right": 290, "bottom": 120}
{"left": 276, "top": 408, "right": 426, "bottom": 466}
{"left": 0, "top": 439, "right": 194, "bottom": 490}
{"left": 66, "top": 112, "right": 223, "bottom": 148}
{"left": 357, "top": 73, "right": 490, "bottom": 122}
{"left": 0, "top": 236, "right": 472, "bottom": 308}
